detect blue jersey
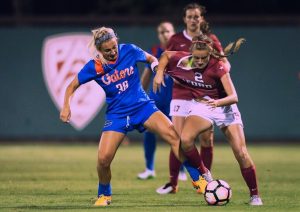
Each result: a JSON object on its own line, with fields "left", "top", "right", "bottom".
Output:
{"left": 146, "top": 45, "right": 173, "bottom": 109}
{"left": 78, "top": 44, "right": 151, "bottom": 118}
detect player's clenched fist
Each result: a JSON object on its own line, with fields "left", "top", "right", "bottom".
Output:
{"left": 60, "top": 107, "right": 71, "bottom": 123}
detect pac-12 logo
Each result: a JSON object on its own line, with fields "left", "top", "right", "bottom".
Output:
{"left": 42, "top": 33, "right": 106, "bottom": 130}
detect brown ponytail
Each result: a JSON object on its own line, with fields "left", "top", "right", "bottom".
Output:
{"left": 190, "top": 34, "right": 245, "bottom": 59}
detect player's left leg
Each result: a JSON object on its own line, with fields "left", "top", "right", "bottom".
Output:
{"left": 144, "top": 110, "right": 207, "bottom": 195}
{"left": 137, "top": 131, "right": 156, "bottom": 179}
{"left": 222, "top": 124, "right": 263, "bottom": 206}
{"left": 143, "top": 111, "right": 184, "bottom": 162}
{"left": 95, "top": 131, "right": 125, "bottom": 206}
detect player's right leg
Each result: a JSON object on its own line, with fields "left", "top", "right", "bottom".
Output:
{"left": 95, "top": 131, "right": 125, "bottom": 206}
{"left": 156, "top": 115, "right": 206, "bottom": 194}
{"left": 180, "top": 115, "right": 214, "bottom": 193}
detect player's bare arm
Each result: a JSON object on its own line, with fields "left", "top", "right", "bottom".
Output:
{"left": 60, "top": 76, "right": 80, "bottom": 122}
{"left": 144, "top": 51, "right": 158, "bottom": 65}
{"left": 207, "top": 73, "right": 238, "bottom": 107}
{"left": 153, "top": 51, "right": 176, "bottom": 93}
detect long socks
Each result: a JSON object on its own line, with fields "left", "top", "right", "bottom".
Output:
{"left": 183, "top": 146, "right": 207, "bottom": 174}
{"left": 143, "top": 131, "right": 156, "bottom": 170}
{"left": 200, "top": 146, "right": 213, "bottom": 170}
{"left": 98, "top": 183, "right": 112, "bottom": 197}
{"left": 241, "top": 166, "right": 259, "bottom": 196}
{"left": 169, "top": 150, "right": 181, "bottom": 187}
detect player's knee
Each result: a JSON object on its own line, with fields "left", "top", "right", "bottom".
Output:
{"left": 165, "top": 124, "right": 180, "bottom": 142}
{"left": 200, "top": 131, "right": 213, "bottom": 147}
{"left": 180, "top": 133, "right": 194, "bottom": 151}
{"left": 200, "top": 138, "right": 213, "bottom": 147}
{"left": 236, "top": 147, "right": 249, "bottom": 163}
{"left": 97, "top": 154, "right": 112, "bottom": 168}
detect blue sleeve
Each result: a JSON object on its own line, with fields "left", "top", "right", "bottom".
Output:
{"left": 77, "top": 60, "right": 97, "bottom": 85}
{"left": 130, "top": 44, "right": 147, "bottom": 63}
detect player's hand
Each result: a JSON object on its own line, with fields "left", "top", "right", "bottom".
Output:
{"left": 206, "top": 99, "right": 219, "bottom": 110}
{"left": 153, "top": 72, "right": 166, "bottom": 93}
{"left": 60, "top": 107, "right": 71, "bottom": 123}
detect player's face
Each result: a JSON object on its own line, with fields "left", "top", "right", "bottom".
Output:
{"left": 183, "top": 9, "right": 203, "bottom": 33}
{"left": 157, "top": 23, "right": 175, "bottom": 46}
{"left": 192, "top": 49, "right": 210, "bottom": 69}
{"left": 100, "top": 38, "right": 118, "bottom": 62}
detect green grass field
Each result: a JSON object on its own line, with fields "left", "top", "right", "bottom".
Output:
{"left": 0, "top": 143, "right": 299, "bottom": 211}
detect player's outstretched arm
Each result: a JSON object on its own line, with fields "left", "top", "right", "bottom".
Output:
{"left": 60, "top": 76, "right": 80, "bottom": 123}
{"left": 153, "top": 51, "right": 176, "bottom": 93}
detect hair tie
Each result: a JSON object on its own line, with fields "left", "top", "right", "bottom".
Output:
{"left": 95, "top": 32, "right": 117, "bottom": 48}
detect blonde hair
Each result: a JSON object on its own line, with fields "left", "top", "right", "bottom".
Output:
{"left": 88, "top": 27, "right": 117, "bottom": 64}
{"left": 190, "top": 33, "right": 245, "bottom": 59}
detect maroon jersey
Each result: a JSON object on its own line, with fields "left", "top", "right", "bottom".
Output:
{"left": 166, "top": 30, "right": 223, "bottom": 100}
{"left": 167, "top": 31, "right": 223, "bottom": 52}
{"left": 166, "top": 51, "right": 229, "bottom": 100}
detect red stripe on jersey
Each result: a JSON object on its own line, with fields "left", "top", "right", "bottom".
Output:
{"left": 151, "top": 45, "right": 159, "bottom": 56}
{"left": 94, "top": 60, "right": 104, "bottom": 75}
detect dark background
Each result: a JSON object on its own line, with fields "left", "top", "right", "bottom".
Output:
{"left": 1, "top": 0, "right": 300, "bottom": 26}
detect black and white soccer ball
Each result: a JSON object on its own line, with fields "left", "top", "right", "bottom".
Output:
{"left": 204, "top": 179, "right": 232, "bottom": 206}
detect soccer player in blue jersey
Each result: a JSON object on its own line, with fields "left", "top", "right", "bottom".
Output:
{"left": 60, "top": 27, "right": 211, "bottom": 206}
{"left": 137, "top": 22, "right": 187, "bottom": 181}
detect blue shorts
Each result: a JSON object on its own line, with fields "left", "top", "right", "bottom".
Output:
{"left": 102, "top": 101, "right": 159, "bottom": 134}
{"left": 155, "top": 100, "right": 171, "bottom": 120}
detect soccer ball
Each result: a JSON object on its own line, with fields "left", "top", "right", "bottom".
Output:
{"left": 204, "top": 179, "right": 232, "bottom": 206}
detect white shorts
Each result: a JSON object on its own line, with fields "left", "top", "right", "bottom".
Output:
{"left": 169, "top": 99, "right": 192, "bottom": 117}
{"left": 188, "top": 100, "right": 244, "bottom": 129}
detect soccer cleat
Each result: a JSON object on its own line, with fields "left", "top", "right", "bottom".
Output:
{"left": 249, "top": 195, "right": 263, "bottom": 206}
{"left": 156, "top": 182, "right": 178, "bottom": 194}
{"left": 94, "top": 195, "right": 112, "bottom": 206}
{"left": 192, "top": 176, "right": 208, "bottom": 194}
{"left": 137, "top": 169, "right": 156, "bottom": 180}
{"left": 202, "top": 170, "right": 213, "bottom": 183}
{"left": 178, "top": 171, "right": 187, "bottom": 181}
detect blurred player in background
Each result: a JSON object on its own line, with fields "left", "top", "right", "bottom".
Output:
{"left": 137, "top": 21, "right": 187, "bottom": 181}
{"left": 153, "top": 33, "right": 263, "bottom": 206}
{"left": 157, "top": 2, "right": 229, "bottom": 194}
{"left": 60, "top": 27, "right": 210, "bottom": 206}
